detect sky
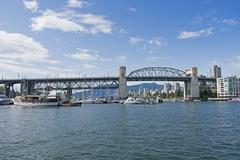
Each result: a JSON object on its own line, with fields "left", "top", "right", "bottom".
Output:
{"left": 0, "top": 0, "right": 240, "bottom": 79}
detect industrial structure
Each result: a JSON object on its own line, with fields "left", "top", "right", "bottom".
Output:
{"left": 0, "top": 66, "right": 217, "bottom": 100}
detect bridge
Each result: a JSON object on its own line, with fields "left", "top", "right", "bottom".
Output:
{"left": 0, "top": 66, "right": 216, "bottom": 99}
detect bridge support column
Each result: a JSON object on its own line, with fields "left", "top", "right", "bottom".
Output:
{"left": 184, "top": 67, "right": 199, "bottom": 100}
{"left": 4, "top": 84, "right": 10, "bottom": 97}
{"left": 118, "top": 66, "right": 127, "bottom": 99}
{"left": 21, "top": 79, "right": 29, "bottom": 96}
{"left": 66, "top": 88, "right": 72, "bottom": 100}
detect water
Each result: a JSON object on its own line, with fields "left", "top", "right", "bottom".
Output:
{"left": 0, "top": 102, "right": 240, "bottom": 160}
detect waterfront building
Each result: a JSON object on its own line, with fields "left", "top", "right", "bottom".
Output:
{"left": 217, "top": 76, "right": 240, "bottom": 99}
{"left": 210, "top": 65, "right": 221, "bottom": 78}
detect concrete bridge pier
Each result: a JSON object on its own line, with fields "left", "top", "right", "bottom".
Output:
{"left": 20, "top": 80, "right": 35, "bottom": 96}
{"left": 184, "top": 67, "right": 200, "bottom": 100}
{"left": 66, "top": 88, "right": 72, "bottom": 99}
{"left": 4, "top": 84, "right": 10, "bottom": 97}
{"left": 118, "top": 66, "right": 127, "bottom": 99}
{"left": 4, "top": 84, "right": 15, "bottom": 98}
{"left": 20, "top": 79, "right": 28, "bottom": 96}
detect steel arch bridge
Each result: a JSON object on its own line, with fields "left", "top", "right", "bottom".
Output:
{"left": 127, "top": 67, "right": 191, "bottom": 81}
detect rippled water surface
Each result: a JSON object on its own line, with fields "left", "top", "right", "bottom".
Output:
{"left": 0, "top": 102, "right": 240, "bottom": 160}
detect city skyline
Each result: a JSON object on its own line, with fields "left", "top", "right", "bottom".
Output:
{"left": 0, "top": 0, "right": 240, "bottom": 78}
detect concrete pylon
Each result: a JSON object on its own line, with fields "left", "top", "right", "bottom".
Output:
{"left": 20, "top": 79, "right": 28, "bottom": 96}
{"left": 184, "top": 67, "right": 199, "bottom": 100}
{"left": 118, "top": 66, "right": 127, "bottom": 99}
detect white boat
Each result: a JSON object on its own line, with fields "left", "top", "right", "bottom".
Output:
{"left": 124, "top": 97, "right": 141, "bottom": 104}
{"left": 229, "top": 98, "right": 240, "bottom": 102}
{"left": 13, "top": 95, "right": 59, "bottom": 107}
{"left": 0, "top": 94, "right": 11, "bottom": 105}
{"left": 81, "top": 98, "right": 95, "bottom": 104}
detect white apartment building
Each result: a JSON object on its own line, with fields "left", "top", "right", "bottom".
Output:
{"left": 217, "top": 76, "right": 240, "bottom": 99}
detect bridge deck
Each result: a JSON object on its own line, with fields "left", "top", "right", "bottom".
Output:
{"left": 0, "top": 76, "right": 216, "bottom": 85}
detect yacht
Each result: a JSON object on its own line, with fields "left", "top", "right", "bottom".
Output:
{"left": 0, "top": 94, "right": 11, "bottom": 105}
{"left": 229, "top": 98, "right": 240, "bottom": 102}
{"left": 13, "top": 94, "right": 59, "bottom": 107}
{"left": 123, "top": 97, "right": 141, "bottom": 104}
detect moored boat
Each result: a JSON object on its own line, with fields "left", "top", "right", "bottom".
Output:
{"left": 229, "top": 98, "right": 240, "bottom": 102}
{"left": 13, "top": 94, "right": 59, "bottom": 107}
{"left": 0, "top": 94, "right": 11, "bottom": 105}
{"left": 123, "top": 97, "right": 141, "bottom": 104}
{"left": 58, "top": 100, "right": 82, "bottom": 107}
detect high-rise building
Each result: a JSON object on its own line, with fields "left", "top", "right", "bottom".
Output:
{"left": 217, "top": 76, "right": 240, "bottom": 99}
{"left": 163, "top": 82, "right": 171, "bottom": 94}
{"left": 174, "top": 82, "right": 180, "bottom": 92}
{"left": 210, "top": 65, "right": 221, "bottom": 78}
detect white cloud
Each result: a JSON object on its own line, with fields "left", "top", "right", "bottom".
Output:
{"left": 149, "top": 37, "right": 168, "bottom": 46}
{"left": 118, "top": 28, "right": 127, "bottom": 34}
{"left": 0, "top": 30, "right": 56, "bottom": 63}
{"left": 129, "top": 37, "right": 145, "bottom": 45}
{"left": 23, "top": 0, "right": 38, "bottom": 12}
{"left": 128, "top": 7, "right": 138, "bottom": 13}
{"left": 0, "top": 62, "right": 47, "bottom": 75}
{"left": 99, "top": 57, "right": 112, "bottom": 62}
{"left": 67, "top": 0, "right": 89, "bottom": 8}
{"left": 67, "top": 49, "right": 98, "bottom": 61}
{"left": 178, "top": 28, "right": 214, "bottom": 39}
{"left": 129, "top": 36, "right": 168, "bottom": 46}
{"left": 115, "top": 55, "right": 127, "bottom": 63}
{"left": 79, "top": 13, "right": 113, "bottom": 34}
{"left": 146, "top": 56, "right": 169, "bottom": 62}
{"left": 146, "top": 56, "right": 160, "bottom": 62}
{"left": 0, "top": 61, "right": 77, "bottom": 77}
{"left": 47, "top": 66, "right": 74, "bottom": 72}
{"left": 31, "top": 10, "right": 87, "bottom": 33}
{"left": 67, "top": 49, "right": 116, "bottom": 69}
{"left": 83, "top": 63, "right": 95, "bottom": 69}
{"left": 222, "top": 19, "right": 239, "bottom": 26}
{"left": 31, "top": 10, "right": 113, "bottom": 34}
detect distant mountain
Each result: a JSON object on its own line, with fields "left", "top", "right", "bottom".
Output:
{"left": 73, "top": 83, "right": 163, "bottom": 98}
{"left": 128, "top": 83, "right": 163, "bottom": 92}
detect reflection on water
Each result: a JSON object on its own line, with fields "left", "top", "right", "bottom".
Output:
{"left": 0, "top": 102, "right": 240, "bottom": 160}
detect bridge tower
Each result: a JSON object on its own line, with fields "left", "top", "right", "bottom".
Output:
{"left": 184, "top": 67, "right": 199, "bottom": 100}
{"left": 118, "top": 66, "right": 127, "bottom": 99}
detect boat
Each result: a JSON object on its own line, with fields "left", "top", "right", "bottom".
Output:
{"left": 229, "top": 98, "right": 240, "bottom": 102}
{"left": 81, "top": 98, "right": 95, "bottom": 104}
{"left": 13, "top": 94, "right": 59, "bottom": 107}
{"left": 58, "top": 100, "right": 82, "bottom": 107}
{"left": 0, "top": 94, "right": 11, "bottom": 105}
{"left": 123, "top": 97, "right": 141, "bottom": 104}
{"left": 110, "top": 99, "right": 120, "bottom": 103}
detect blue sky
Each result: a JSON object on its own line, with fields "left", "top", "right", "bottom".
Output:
{"left": 0, "top": 0, "right": 240, "bottom": 78}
